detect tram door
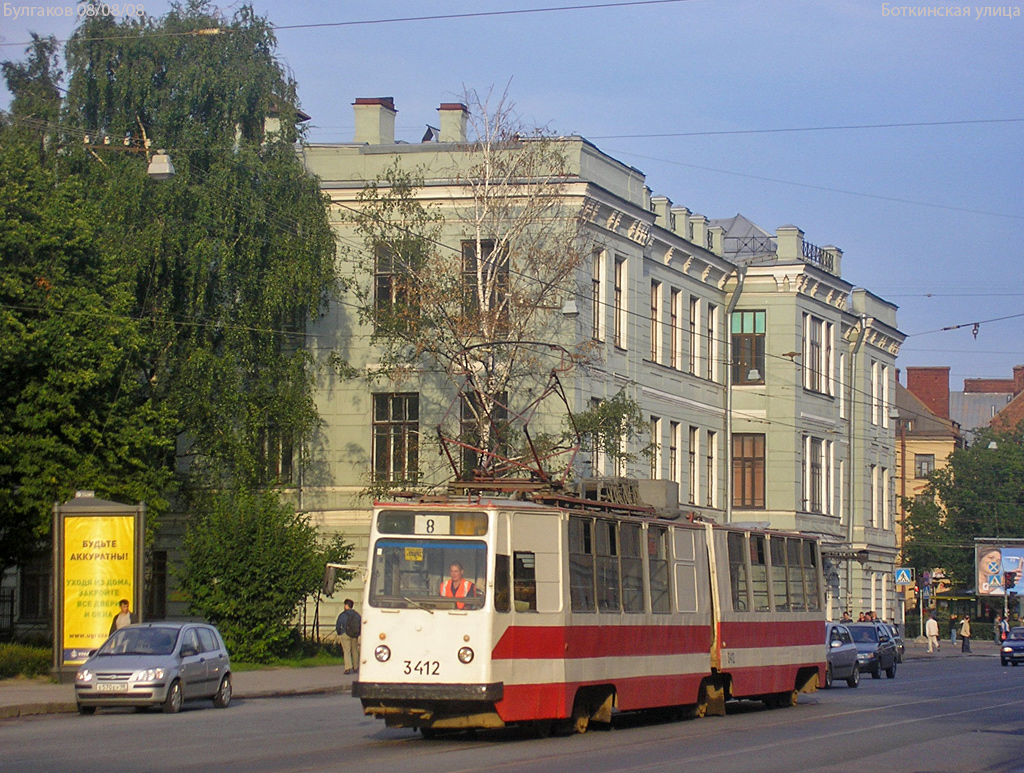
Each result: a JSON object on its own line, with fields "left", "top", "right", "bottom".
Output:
{"left": 509, "top": 512, "right": 562, "bottom": 614}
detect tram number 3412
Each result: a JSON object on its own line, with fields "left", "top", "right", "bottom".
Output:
{"left": 403, "top": 660, "right": 441, "bottom": 676}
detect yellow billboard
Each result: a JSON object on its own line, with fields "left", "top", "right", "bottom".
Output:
{"left": 62, "top": 515, "right": 135, "bottom": 665}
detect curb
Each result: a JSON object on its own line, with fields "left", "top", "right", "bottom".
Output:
{"left": 0, "top": 701, "right": 77, "bottom": 719}
{"left": 0, "top": 682, "right": 354, "bottom": 720}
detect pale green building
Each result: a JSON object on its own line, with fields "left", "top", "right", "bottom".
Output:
{"left": 297, "top": 95, "right": 904, "bottom": 625}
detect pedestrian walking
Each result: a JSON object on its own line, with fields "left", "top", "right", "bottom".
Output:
{"left": 335, "top": 598, "right": 362, "bottom": 675}
{"left": 949, "top": 614, "right": 958, "bottom": 645}
{"left": 959, "top": 614, "right": 972, "bottom": 653}
{"left": 925, "top": 612, "right": 940, "bottom": 653}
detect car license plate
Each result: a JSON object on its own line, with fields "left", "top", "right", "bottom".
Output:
{"left": 95, "top": 683, "right": 129, "bottom": 692}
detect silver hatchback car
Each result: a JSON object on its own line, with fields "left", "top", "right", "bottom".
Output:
{"left": 75, "top": 622, "right": 232, "bottom": 714}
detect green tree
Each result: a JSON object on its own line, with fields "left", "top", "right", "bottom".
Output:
{"left": 904, "top": 423, "right": 1024, "bottom": 587}
{"left": 61, "top": 3, "right": 337, "bottom": 490}
{"left": 0, "top": 44, "right": 174, "bottom": 573}
{"left": 179, "top": 490, "right": 350, "bottom": 662}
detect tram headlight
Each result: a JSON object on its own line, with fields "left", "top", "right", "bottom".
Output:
{"left": 374, "top": 645, "right": 391, "bottom": 662}
{"left": 458, "top": 647, "right": 474, "bottom": 664}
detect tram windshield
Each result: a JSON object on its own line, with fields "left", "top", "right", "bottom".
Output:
{"left": 369, "top": 538, "right": 487, "bottom": 610}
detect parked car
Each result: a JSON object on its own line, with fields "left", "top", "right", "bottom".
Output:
{"left": 825, "top": 622, "right": 860, "bottom": 688}
{"left": 999, "top": 626, "right": 1024, "bottom": 666}
{"left": 847, "top": 622, "right": 898, "bottom": 679}
{"left": 75, "top": 622, "right": 232, "bottom": 714}
{"left": 882, "top": 622, "right": 905, "bottom": 663}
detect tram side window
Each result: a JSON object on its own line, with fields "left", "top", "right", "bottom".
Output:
{"left": 770, "top": 538, "right": 789, "bottom": 611}
{"left": 727, "top": 532, "right": 749, "bottom": 612}
{"left": 750, "top": 534, "right": 769, "bottom": 611}
{"left": 802, "top": 540, "right": 821, "bottom": 611}
{"left": 596, "top": 519, "right": 621, "bottom": 612}
{"left": 513, "top": 551, "right": 538, "bottom": 612}
{"left": 787, "top": 538, "right": 805, "bottom": 610}
{"left": 495, "top": 554, "right": 511, "bottom": 613}
{"left": 569, "top": 517, "right": 596, "bottom": 612}
{"left": 620, "top": 523, "right": 644, "bottom": 613}
{"left": 648, "top": 525, "right": 671, "bottom": 613}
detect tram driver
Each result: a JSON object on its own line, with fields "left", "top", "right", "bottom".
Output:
{"left": 440, "top": 562, "right": 478, "bottom": 608}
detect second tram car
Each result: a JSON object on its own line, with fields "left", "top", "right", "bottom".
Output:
{"left": 352, "top": 494, "right": 824, "bottom": 734}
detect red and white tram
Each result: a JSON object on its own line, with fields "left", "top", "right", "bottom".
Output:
{"left": 353, "top": 492, "right": 824, "bottom": 734}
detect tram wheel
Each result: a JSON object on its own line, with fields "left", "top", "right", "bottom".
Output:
{"left": 692, "top": 683, "right": 709, "bottom": 718}
{"left": 419, "top": 727, "right": 437, "bottom": 740}
{"left": 529, "top": 720, "right": 554, "bottom": 738}
{"left": 572, "top": 711, "right": 590, "bottom": 734}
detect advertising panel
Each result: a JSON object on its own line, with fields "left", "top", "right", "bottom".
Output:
{"left": 61, "top": 515, "right": 136, "bottom": 665}
{"left": 976, "top": 544, "right": 1024, "bottom": 596}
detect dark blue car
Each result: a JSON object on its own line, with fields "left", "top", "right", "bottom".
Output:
{"left": 1000, "top": 626, "right": 1024, "bottom": 666}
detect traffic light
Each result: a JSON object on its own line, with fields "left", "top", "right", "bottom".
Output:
{"left": 1005, "top": 571, "right": 1018, "bottom": 591}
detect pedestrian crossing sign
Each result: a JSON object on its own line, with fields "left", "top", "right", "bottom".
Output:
{"left": 894, "top": 567, "right": 914, "bottom": 585}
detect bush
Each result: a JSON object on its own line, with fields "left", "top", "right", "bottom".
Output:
{"left": 179, "top": 490, "right": 352, "bottom": 663}
{"left": 0, "top": 643, "right": 51, "bottom": 679}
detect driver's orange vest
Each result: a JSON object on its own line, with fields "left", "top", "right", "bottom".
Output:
{"left": 440, "top": 578, "right": 474, "bottom": 608}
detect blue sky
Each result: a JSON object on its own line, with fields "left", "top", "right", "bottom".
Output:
{"left": 2, "top": 0, "right": 1021, "bottom": 388}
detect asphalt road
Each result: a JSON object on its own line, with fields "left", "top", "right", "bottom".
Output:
{"left": 4, "top": 655, "right": 1024, "bottom": 772}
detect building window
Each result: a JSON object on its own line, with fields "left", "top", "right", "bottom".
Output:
{"left": 669, "top": 421, "right": 680, "bottom": 484}
{"left": 146, "top": 550, "right": 167, "bottom": 620}
{"left": 706, "top": 304, "right": 717, "bottom": 382}
{"left": 259, "top": 423, "right": 294, "bottom": 485}
{"left": 650, "top": 416, "right": 662, "bottom": 479}
{"left": 882, "top": 365, "right": 891, "bottom": 428}
{"left": 650, "top": 280, "right": 662, "bottom": 363}
{"left": 591, "top": 250, "right": 603, "bottom": 341}
{"left": 589, "top": 397, "right": 605, "bottom": 475}
{"left": 732, "top": 310, "right": 765, "bottom": 385}
{"left": 706, "top": 430, "right": 717, "bottom": 508}
{"left": 883, "top": 467, "right": 891, "bottom": 530}
{"left": 870, "top": 464, "right": 879, "bottom": 527}
{"left": 732, "top": 433, "right": 765, "bottom": 509}
{"left": 808, "top": 437, "right": 824, "bottom": 513}
{"left": 462, "top": 239, "right": 508, "bottom": 332}
{"left": 689, "top": 297, "right": 698, "bottom": 375}
{"left": 688, "top": 426, "right": 698, "bottom": 505}
{"left": 871, "top": 361, "right": 881, "bottom": 425}
{"left": 374, "top": 243, "right": 420, "bottom": 327}
{"left": 839, "top": 353, "right": 847, "bottom": 418}
{"left": 18, "top": 558, "right": 50, "bottom": 620}
{"left": 613, "top": 256, "right": 626, "bottom": 349}
{"left": 669, "top": 289, "right": 681, "bottom": 369}
{"left": 460, "top": 391, "right": 508, "bottom": 478}
{"left": 915, "top": 454, "right": 935, "bottom": 478}
{"left": 803, "top": 314, "right": 833, "bottom": 395}
{"left": 373, "top": 393, "right": 419, "bottom": 485}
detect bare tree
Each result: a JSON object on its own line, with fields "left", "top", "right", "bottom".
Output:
{"left": 348, "top": 89, "right": 597, "bottom": 482}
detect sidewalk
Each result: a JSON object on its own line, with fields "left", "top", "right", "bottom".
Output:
{"left": 902, "top": 636, "right": 1000, "bottom": 660}
{"left": 0, "top": 664, "right": 356, "bottom": 720}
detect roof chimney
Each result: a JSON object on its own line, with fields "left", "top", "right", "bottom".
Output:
{"left": 438, "top": 102, "right": 468, "bottom": 143}
{"left": 353, "top": 97, "right": 396, "bottom": 145}
{"left": 1014, "top": 365, "right": 1024, "bottom": 396}
{"left": 905, "top": 366, "right": 950, "bottom": 419}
